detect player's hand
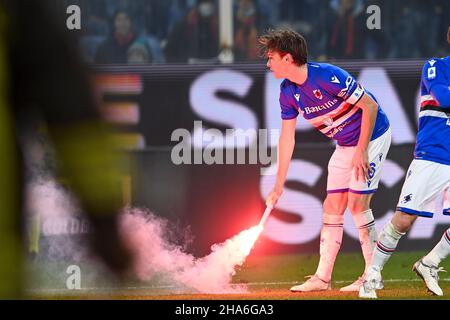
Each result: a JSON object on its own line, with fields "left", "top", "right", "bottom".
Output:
{"left": 352, "top": 147, "right": 369, "bottom": 182}
{"left": 266, "top": 184, "right": 283, "bottom": 207}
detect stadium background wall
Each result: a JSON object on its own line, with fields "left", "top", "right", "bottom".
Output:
{"left": 42, "top": 60, "right": 450, "bottom": 257}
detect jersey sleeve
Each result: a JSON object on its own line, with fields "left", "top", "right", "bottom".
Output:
{"left": 422, "top": 59, "right": 450, "bottom": 107}
{"left": 279, "top": 85, "right": 299, "bottom": 120}
{"left": 322, "top": 64, "right": 365, "bottom": 105}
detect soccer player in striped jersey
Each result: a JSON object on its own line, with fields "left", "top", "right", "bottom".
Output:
{"left": 360, "top": 27, "right": 450, "bottom": 299}
{"left": 259, "top": 29, "right": 391, "bottom": 292}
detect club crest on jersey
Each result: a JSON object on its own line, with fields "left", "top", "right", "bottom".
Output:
{"left": 323, "top": 117, "right": 334, "bottom": 127}
{"left": 313, "top": 89, "right": 323, "bottom": 100}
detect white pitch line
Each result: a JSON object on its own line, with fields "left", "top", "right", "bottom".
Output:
{"left": 245, "top": 279, "right": 450, "bottom": 285}
{"left": 27, "top": 278, "right": 450, "bottom": 294}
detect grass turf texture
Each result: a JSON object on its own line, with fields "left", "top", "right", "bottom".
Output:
{"left": 26, "top": 251, "right": 450, "bottom": 300}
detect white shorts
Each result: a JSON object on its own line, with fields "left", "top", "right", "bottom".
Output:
{"left": 396, "top": 159, "right": 450, "bottom": 218}
{"left": 327, "top": 128, "right": 391, "bottom": 194}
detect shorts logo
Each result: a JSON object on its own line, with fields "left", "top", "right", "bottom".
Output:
{"left": 402, "top": 193, "right": 413, "bottom": 204}
{"left": 368, "top": 162, "right": 376, "bottom": 179}
{"left": 378, "top": 153, "right": 383, "bottom": 162}
{"left": 407, "top": 170, "right": 412, "bottom": 178}
{"left": 367, "top": 162, "right": 376, "bottom": 187}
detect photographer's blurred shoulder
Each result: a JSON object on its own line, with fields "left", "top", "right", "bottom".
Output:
{"left": 0, "top": 0, "right": 134, "bottom": 298}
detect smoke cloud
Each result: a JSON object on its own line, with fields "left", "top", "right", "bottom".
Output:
{"left": 120, "top": 208, "right": 260, "bottom": 293}
{"left": 27, "top": 179, "right": 259, "bottom": 294}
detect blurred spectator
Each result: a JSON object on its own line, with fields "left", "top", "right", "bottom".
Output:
{"left": 421, "top": 0, "right": 450, "bottom": 58}
{"left": 164, "top": 0, "right": 220, "bottom": 63}
{"left": 142, "top": 0, "right": 175, "bottom": 40}
{"left": 127, "top": 39, "right": 153, "bottom": 64}
{"left": 94, "top": 9, "right": 138, "bottom": 64}
{"left": 103, "top": 0, "right": 147, "bottom": 35}
{"left": 326, "top": 0, "right": 366, "bottom": 60}
{"left": 388, "top": 0, "right": 422, "bottom": 58}
{"left": 276, "top": 0, "right": 329, "bottom": 60}
{"left": 76, "top": 0, "right": 450, "bottom": 64}
{"left": 362, "top": 0, "right": 389, "bottom": 59}
{"left": 256, "top": 0, "right": 281, "bottom": 29}
{"left": 234, "top": 0, "right": 260, "bottom": 61}
{"left": 145, "top": 36, "right": 166, "bottom": 64}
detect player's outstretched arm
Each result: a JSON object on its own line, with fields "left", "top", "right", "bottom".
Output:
{"left": 266, "top": 118, "right": 297, "bottom": 206}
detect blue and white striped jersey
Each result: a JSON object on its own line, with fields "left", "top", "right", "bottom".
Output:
{"left": 416, "top": 57, "right": 450, "bottom": 165}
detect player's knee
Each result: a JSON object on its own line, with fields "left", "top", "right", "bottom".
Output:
{"left": 323, "top": 194, "right": 347, "bottom": 214}
{"left": 347, "top": 194, "right": 371, "bottom": 214}
{"left": 391, "top": 210, "right": 416, "bottom": 233}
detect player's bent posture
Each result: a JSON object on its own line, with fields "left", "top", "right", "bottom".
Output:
{"left": 259, "top": 29, "right": 391, "bottom": 292}
{"left": 360, "top": 27, "right": 450, "bottom": 299}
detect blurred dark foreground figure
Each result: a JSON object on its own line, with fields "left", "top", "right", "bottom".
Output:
{"left": 0, "top": 0, "right": 132, "bottom": 298}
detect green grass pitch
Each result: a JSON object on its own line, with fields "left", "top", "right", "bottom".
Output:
{"left": 27, "top": 251, "right": 450, "bottom": 300}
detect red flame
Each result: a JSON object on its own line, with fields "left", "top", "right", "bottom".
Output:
{"left": 236, "top": 225, "right": 263, "bottom": 256}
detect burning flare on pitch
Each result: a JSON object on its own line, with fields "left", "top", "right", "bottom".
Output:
{"left": 236, "top": 225, "right": 263, "bottom": 256}
{"left": 233, "top": 205, "right": 273, "bottom": 260}
{"left": 26, "top": 177, "right": 275, "bottom": 294}
{"left": 120, "top": 207, "right": 273, "bottom": 294}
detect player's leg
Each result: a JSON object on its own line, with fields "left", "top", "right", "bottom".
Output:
{"left": 412, "top": 228, "right": 450, "bottom": 296}
{"left": 340, "top": 193, "right": 378, "bottom": 291}
{"left": 291, "top": 192, "right": 347, "bottom": 292}
{"left": 443, "top": 188, "right": 450, "bottom": 216}
{"left": 348, "top": 193, "right": 377, "bottom": 273}
{"left": 372, "top": 161, "right": 446, "bottom": 272}
{"left": 317, "top": 193, "right": 348, "bottom": 282}
{"left": 372, "top": 210, "right": 416, "bottom": 269}
{"left": 423, "top": 228, "right": 450, "bottom": 267}
{"left": 341, "top": 128, "right": 391, "bottom": 292}
{"left": 413, "top": 189, "right": 450, "bottom": 296}
{"left": 358, "top": 210, "right": 414, "bottom": 298}
{"left": 291, "top": 146, "right": 350, "bottom": 292}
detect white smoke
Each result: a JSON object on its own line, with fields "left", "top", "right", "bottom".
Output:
{"left": 120, "top": 208, "right": 260, "bottom": 293}
{"left": 27, "top": 179, "right": 258, "bottom": 294}
{"left": 26, "top": 178, "right": 90, "bottom": 262}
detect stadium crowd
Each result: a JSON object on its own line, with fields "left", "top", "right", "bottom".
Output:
{"left": 62, "top": 0, "right": 450, "bottom": 64}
